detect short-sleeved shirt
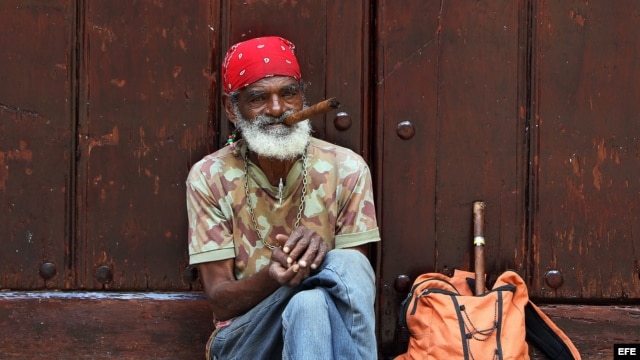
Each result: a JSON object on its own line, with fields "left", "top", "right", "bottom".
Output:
{"left": 186, "top": 137, "right": 380, "bottom": 280}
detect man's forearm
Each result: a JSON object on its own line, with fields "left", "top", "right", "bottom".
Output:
{"left": 206, "top": 266, "right": 281, "bottom": 321}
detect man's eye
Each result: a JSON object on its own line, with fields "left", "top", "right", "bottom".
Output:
{"left": 248, "top": 95, "right": 266, "bottom": 103}
{"left": 282, "top": 89, "right": 299, "bottom": 98}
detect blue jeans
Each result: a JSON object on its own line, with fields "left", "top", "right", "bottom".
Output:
{"left": 208, "top": 249, "right": 377, "bottom": 360}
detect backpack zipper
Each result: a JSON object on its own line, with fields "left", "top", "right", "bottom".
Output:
{"left": 400, "top": 277, "right": 461, "bottom": 321}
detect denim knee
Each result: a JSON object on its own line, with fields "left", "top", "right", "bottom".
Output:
{"left": 284, "top": 288, "right": 328, "bottom": 318}
{"left": 324, "top": 249, "right": 374, "bottom": 279}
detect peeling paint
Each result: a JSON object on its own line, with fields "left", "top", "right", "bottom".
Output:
{"left": 134, "top": 126, "right": 151, "bottom": 159}
{"left": 172, "top": 66, "right": 182, "bottom": 78}
{"left": 568, "top": 9, "right": 585, "bottom": 27}
{"left": 592, "top": 138, "right": 606, "bottom": 191}
{"left": 570, "top": 153, "right": 582, "bottom": 176}
{"left": 110, "top": 79, "right": 126, "bottom": 87}
{"left": 91, "top": 24, "right": 117, "bottom": 52}
{"left": 178, "top": 39, "right": 187, "bottom": 51}
{"left": 151, "top": 0, "right": 165, "bottom": 9}
{"left": 153, "top": 175, "right": 160, "bottom": 195}
{"left": 0, "top": 153, "right": 7, "bottom": 191}
{"left": 0, "top": 141, "right": 34, "bottom": 191}
{"left": 85, "top": 125, "right": 120, "bottom": 156}
{"left": 6, "top": 140, "right": 33, "bottom": 161}
{"left": 591, "top": 138, "right": 623, "bottom": 191}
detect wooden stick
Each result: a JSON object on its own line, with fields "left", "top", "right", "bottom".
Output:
{"left": 283, "top": 97, "right": 340, "bottom": 126}
{"left": 473, "top": 201, "right": 486, "bottom": 295}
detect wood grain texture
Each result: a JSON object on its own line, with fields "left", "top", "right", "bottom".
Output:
{"left": 532, "top": 0, "right": 640, "bottom": 298}
{"left": 0, "top": 292, "right": 213, "bottom": 359}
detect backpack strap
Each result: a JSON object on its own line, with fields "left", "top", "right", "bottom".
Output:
{"left": 525, "top": 301, "right": 581, "bottom": 360}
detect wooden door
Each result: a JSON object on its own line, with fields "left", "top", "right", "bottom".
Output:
{"left": 0, "top": 0, "right": 372, "bottom": 357}
{"left": 375, "top": 0, "right": 527, "bottom": 354}
{"left": 531, "top": 1, "right": 640, "bottom": 299}
{"left": 74, "top": 0, "right": 215, "bottom": 290}
{"left": 2, "top": 1, "right": 640, "bottom": 358}
{"left": 1, "top": 0, "right": 73, "bottom": 290}
{"left": 375, "top": 0, "right": 640, "bottom": 357}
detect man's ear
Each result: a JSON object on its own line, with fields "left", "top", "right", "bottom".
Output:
{"left": 222, "top": 93, "right": 237, "bottom": 124}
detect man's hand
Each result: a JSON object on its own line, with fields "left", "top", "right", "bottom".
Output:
{"left": 267, "top": 227, "right": 328, "bottom": 287}
{"left": 268, "top": 246, "right": 310, "bottom": 287}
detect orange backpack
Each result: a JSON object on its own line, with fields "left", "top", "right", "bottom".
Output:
{"left": 395, "top": 270, "right": 581, "bottom": 360}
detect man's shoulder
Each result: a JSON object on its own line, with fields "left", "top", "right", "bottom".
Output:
{"left": 308, "top": 138, "right": 365, "bottom": 163}
{"left": 188, "top": 144, "right": 241, "bottom": 180}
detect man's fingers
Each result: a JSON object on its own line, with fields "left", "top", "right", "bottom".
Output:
{"left": 269, "top": 260, "right": 309, "bottom": 287}
{"left": 274, "top": 228, "right": 327, "bottom": 271}
{"left": 286, "top": 233, "right": 311, "bottom": 263}
{"left": 297, "top": 233, "right": 321, "bottom": 269}
{"left": 282, "top": 227, "right": 305, "bottom": 254}
{"left": 269, "top": 246, "right": 289, "bottom": 267}
{"left": 286, "top": 264, "right": 310, "bottom": 287}
{"left": 275, "top": 234, "right": 288, "bottom": 249}
{"left": 310, "top": 241, "right": 328, "bottom": 269}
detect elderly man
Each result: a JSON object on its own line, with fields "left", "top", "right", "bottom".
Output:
{"left": 186, "top": 36, "right": 381, "bottom": 359}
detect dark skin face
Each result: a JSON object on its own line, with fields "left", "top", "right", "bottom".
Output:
{"left": 197, "top": 76, "right": 367, "bottom": 322}
{"left": 222, "top": 76, "right": 305, "bottom": 186}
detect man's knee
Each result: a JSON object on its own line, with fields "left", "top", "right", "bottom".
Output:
{"left": 325, "top": 248, "right": 368, "bottom": 266}
{"left": 284, "top": 289, "right": 328, "bottom": 319}
{"left": 324, "top": 249, "right": 374, "bottom": 278}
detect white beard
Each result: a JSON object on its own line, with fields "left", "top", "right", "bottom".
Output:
{"left": 234, "top": 107, "right": 312, "bottom": 160}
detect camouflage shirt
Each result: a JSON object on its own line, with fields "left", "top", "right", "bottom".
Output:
{"left": 186, "top": 137, "right": 380, "bottom": 280}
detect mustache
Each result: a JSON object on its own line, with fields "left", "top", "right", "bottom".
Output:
{"left": 253, "top": 110, "right": 297, "bottom": 126}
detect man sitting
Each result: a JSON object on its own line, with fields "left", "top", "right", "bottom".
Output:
{"left": 186, "top": 36, "right": 381, "bottom": 359}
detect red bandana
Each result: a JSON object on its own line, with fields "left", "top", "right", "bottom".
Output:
{"left": 221, "top": 36, "right": 302, "bottom": 93}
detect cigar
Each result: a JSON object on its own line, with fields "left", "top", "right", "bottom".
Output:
{"left": 283, "top": 97, "right": 340, "bottom": 126}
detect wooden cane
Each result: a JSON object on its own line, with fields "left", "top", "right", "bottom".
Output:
{"left": 473, "top": 201, "right": 486, "bottom": 295}
{"left": 283, "top": 97, "right": 340, "bottom": 126}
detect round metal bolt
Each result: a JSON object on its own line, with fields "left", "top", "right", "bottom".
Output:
{"left": 95, "top": 265, "right": 113, "bottom": 284}
{"left": 396, "top": 121, "right": 415, "bottom": 140}
{"left": 394, "top": 274, "right": 412, "bottom": 293}
{"left": 39, "top": 262, "right": 57, "bottom": 280}
{"left": 544, "top": 269, "right": 564, "bottom": 289}
{"left": 183, "top": 265, "right": 199, "bottom": 283}
{"left": 333, "top": 112, "right": 352, "bottom": 131}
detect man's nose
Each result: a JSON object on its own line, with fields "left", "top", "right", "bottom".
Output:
{"left": 265, "top": 94, "right": 285, "bottom": 117}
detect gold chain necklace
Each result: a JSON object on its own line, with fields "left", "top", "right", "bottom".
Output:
{"left": 242, "top": 146, "right": 309, "bottom": 249}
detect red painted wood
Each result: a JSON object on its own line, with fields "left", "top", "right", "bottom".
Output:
{"left": 532, "top": 1, "right": 640, "bottom": 298}
{"left": 1, "top": 1, "right": 639, "bottom": 358}
{"left": 374, "top": 1, "right": 442, "bottom": 354}
{"left": 0, "top": 0, "right": 73, "bottom": 289}
{"left": 0, "top": 292, "right": 213, "bottom": 359}
{"left": 75, "top": 0, "right": 215, "bottom": 290}
{"left": 375, "top": 1, "right": 526, "bottom": 354}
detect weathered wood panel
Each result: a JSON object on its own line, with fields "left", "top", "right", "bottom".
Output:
{"left": 375, "top": 1, "right": 441, "bottom": 354}
{"left": 532, "top": 304, "right": 640, "bottom": 360}
{"left": 75, "top": 1, "right": 216, "bottom": 290}
{"left": 0, "top": 0, "right": 73, "bottom": 289}
{"left": 375, "top": 1, "right": 526, "bottom": 355}
{"left": 325, "top": 1, "right": 372, "bottom": 159}
{"left": 0, "top": 292, "right": 213, "bottom": 359}
{"left": 1, "top": 291, "right": 635, "bottom": 359}
{"left": 435, "top": 0, "right": 525, "bottom": 276}
{"left": 532, "top": 1, "right": 640, "bottom": 298}
{"left": 219, "top": 1, "right": 369, "bottom": 155}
